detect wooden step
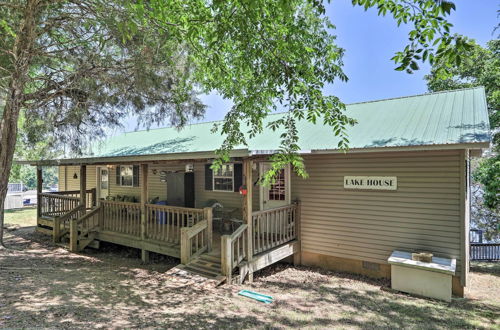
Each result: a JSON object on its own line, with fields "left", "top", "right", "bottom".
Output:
{"left": 198, "top": 254, "right": 221, "bottom": 264}
{"left": 194, "top": 260, "right": 222, "bottom": 272}
{"left": 195, "top": 257, "right": 221, "bottom": 266}
{"left": 183, "top": 263, "right": 221, "bottom": 278}
{"left": 165, "top": 265, "right": 226, "bottom": 288}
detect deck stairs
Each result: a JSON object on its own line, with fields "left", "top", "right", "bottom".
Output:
{"left": 56, "top": 228, "right": 98, "bottom": 252}
{"left": 165, "top": 251, "right": 227, "bottom": 287}
{"left": 52, "top": 208, "right": 100, "bottom": 252}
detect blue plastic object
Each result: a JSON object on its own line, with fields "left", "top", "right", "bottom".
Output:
{"left": 155, "top": 200, "right": 168, "bottom": 224}
{"left": 238, "top": 290, "right": 274, "bottom": 304}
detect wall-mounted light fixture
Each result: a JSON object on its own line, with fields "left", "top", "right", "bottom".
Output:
{"left": 152, "top": 169, "right": 158, "bottom": 175}
{"left": 73, "top": 173, "right": 78, "bottom": 179}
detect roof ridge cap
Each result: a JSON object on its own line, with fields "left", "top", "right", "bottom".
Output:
{"left": 346, "top": 86, "right": 485, "bottom": 106}
{"left": 118, "top": 86, "right": 486, "bottom": 135}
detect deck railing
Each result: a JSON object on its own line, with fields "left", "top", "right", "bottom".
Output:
{"left": 470, "top": 243, "right": 500, "bottom": 261}
{"left": 252, "top": 203, "right": 298, "bottom": 255}
{"left": 40, "top": 193, "right": 81, "bottom": 218}
{"left": 180, "top": 219, "right": 209, "bottom": 264}
{"left": 145, "top": 204, "right": 205, "bottom": 244}
{"left": 100, "top": 200, "right": 141, "bottom": 237}
{"left": 53, "top": 204, "right": 86, "bottom": 243}
{"left": 221, "top": 224, "right": 248, "bottom": 283}
{"left": 52, "top": 189, "right": 96, "bottom": 209}
{"left": 70, "top": 206, "right": 101, "bottom": 252}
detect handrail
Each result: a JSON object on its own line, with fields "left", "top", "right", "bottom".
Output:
{"left": 53, "top": 204, "right": 85, "bottom": 243}
{"left": 52, "top": 189, "right": 95, "bottom": 195}
{"left": 221, "top": 224, "right": 248, "bottom": 283}
{"left": 145, "top": 204, "right": 205, "bottom": 243}
{"left": 40, "top": 193, "right": 81, "bottom": 218}
{"left": 145, "top": 203, "right": 205, "bottom": 214}
{"left": 230, "top": 223, "right": 248, "bottom": 240}
{"left": 180, "top": 208, "right": 213, "bottom": 264}
{"left": 252, "top": 204, "right": 296, "bottom": 215}
{"left": 70, "top": 206, "right": 101, "bottom": 252}
{"left": 52, "top": 188, "right": 96, "bottom": 208}
{"left": 252, "top": 203, "right": 298, "bottom": 255}
{"left": 40, "top": 192, "right": 80, "bottom": 201}
{"left": 180, "top": 220, "right": 208, "bottom": 264}
{"left": 101, "top": 200, "right": 140, "bottom": 207}
{"left": 77, "top": 206, "right": 100, "bottom": 225}
{"left": 100, "top": 200, "right": 141, "bottom": 237}
{"left": 59, "top": 204, "right": 85, "bottom": 221}
{"left": 184, "top": 220, "right": 208, "bottom": 239}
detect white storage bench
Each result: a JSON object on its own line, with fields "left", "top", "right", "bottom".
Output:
{"left": 388, "top": 250, "right": 456, "bottom": 302}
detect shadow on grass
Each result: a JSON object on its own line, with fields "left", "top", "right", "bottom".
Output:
{"left": 1, "top": 229, "right": 498, "bottom": 328}
{"left": 470, "top": 261, "right": 500, "bottom": 277}
{"left": 254, "top": 264, "right": 499, "bottom": 329}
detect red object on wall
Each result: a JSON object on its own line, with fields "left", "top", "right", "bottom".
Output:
{"left": 239, "top": 185, "right": 248, "bottom": 195}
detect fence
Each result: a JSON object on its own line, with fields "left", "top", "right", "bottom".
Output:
{"left": 7, "top": 183, "right": 24, "bottom": 194}
{"left": 470, "top": 243, "right": 500, "bottom": 261}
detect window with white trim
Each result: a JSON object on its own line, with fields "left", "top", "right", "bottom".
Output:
{"left": 213, "top": 163, "right": 234, "bottom": 192}
{"left": 268, "top": 168, "right": 286, "bottom": 201}
{"left": 120, "top": 165, "right": 133, "bottom": 187}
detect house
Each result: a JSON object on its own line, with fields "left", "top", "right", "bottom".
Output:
{"left": 19, "top": 87, "right": 490, "bottom": 296}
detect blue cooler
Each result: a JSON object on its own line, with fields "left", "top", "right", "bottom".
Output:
{"left": 155, "top": 200, "right": 167, "bottom": 224}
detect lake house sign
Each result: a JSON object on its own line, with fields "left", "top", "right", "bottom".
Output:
{"left": 344, "top": 176, "right": 397, "bottom": 190}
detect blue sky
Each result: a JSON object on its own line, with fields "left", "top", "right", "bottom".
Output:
{"left": 123, "top": 0, "right": 498, "bottom": 132}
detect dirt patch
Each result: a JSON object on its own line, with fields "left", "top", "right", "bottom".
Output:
{"left": 0, "top": 227, "right": 499, "bottom": 329}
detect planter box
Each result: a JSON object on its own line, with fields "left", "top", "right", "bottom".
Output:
{"left": 388, "top": 250, "right": 456, "bottom": 302}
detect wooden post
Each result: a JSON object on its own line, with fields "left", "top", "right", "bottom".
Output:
{"left": 180, "top": 227, "right": 190, "bottom": 264}
{"left": 69, "top": 218, "right": 78, "bottom": 252}
{"left": 80, "top": 165, "right": 86, "bottom": 208}
{"left": 221, "top": 235, "right": 232, "bottom": 283}
{"left": 244, "top": 159, "right": 254, "bottom": 282}
{"left": 36, "top": 166, "right": 42, "bottom": 220}
{"left": 204, "top": 207, "right": 213, "bottom": 252}
{"left": 53, "top": 216, "right": 60, "bottom": 243}
{"left": 293, "top": 200, "right": 302, "bottom": 266}
{"left": 140, "top": 163, "right": 149, "bottom": 263}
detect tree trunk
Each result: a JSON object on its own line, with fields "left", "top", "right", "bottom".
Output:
{"left": 0, "top": 0, "right": 40, "bottom": 247}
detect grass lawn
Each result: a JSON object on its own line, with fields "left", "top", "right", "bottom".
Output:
{"left": 3, "top": 208, "right": 37, "bottom": 227}
{"left": 0, "top": 214, "right": 498, "bottom": 328}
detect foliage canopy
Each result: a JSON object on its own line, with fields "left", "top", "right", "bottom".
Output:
{"left": 425, "top": 39, "right": 499, "bottom": 211}
{"left": 0, "top": 0, "right": 474, "bottom": 245}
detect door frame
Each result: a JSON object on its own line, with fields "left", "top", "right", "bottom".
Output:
{"left": 96, "top": 166, "right": 109, "bottom": 202}
{"left": 259, "top": 162, "right": 291, "bottom": 211}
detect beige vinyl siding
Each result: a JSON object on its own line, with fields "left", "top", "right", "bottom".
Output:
{"left": 291, "top": 150, "right": 464, "bottom": 280}
{"left": 147, "top": 164, "right": 184, "bottom": 201}
{"left": 86, "top": 166, "right": 97, "bottom": 190}
{"left": 251, "top": 167, "right": 259, "bottom": 211}
{"left": 194, "top": 162, "right": 244, "bottom": 211}
{"left": 58, "top": 165, "right": 97, "bottom": 191}
{"left": 58, "top": 166, "right": 66, "bottom": 191}
{"left": 109, "top": 165, "right": 141, "bottom": 199}
{"left": 58, "top": 162, "right": 257, "bottom": 213}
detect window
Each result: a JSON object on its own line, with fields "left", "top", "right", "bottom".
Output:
{"left": 100, "top": 169, "right": 108, "bottom": 189}
{"left": 120, "top": 165, "right": 133, "bottom": 187}
{"left": 268, "top": 168, "right": 286, "bottom": 201}
{"left": 213, "top": 164, "right": 234, "bottom": 192}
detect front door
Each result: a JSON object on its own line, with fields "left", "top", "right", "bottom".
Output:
{"left": 260, "top": 163, "right": 291, "bottom": 210}
{"left": 97, "top": 167, "right": 109, "bottom": 200}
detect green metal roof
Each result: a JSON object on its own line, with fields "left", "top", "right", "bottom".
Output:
{"left": 88, "top": 87, "right": 489, "bottom": 159}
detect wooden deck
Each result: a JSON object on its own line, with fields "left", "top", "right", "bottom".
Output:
{"left": 36, "top": 192, "right": 300, "bottom": 284}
